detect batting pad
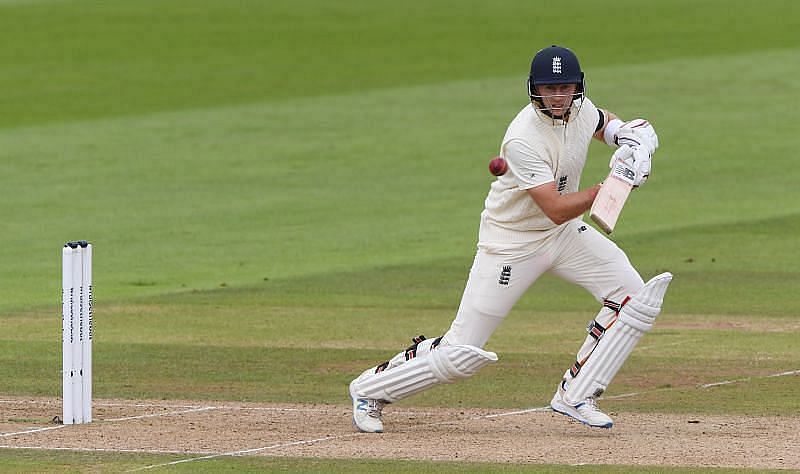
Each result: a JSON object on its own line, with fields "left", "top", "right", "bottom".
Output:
{"left": 563, "top": 272, "right": 673, "bottom": 405}
{"left": 352, "top": 345, "right": 498, "bottom": 403}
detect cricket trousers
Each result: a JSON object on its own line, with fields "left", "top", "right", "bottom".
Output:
{"left": 442, "top": 217, "right": 645, "bottom": 368}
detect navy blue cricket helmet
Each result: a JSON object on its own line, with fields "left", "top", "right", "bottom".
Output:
{"left": 527, "top": 45, "right": 585, "bottom": 117}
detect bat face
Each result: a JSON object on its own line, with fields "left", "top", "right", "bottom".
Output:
{"left": 590, "top": 168, "right": 634, "bottom": 234}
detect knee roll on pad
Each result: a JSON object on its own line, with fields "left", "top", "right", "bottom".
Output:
{"left": 352, "top": 344, "right": 498, "bottom": 403}
{"left": 617, "top": 276, "right": 669, "bottom": 330}
{"left": 563, "top": 272, "right": 672, "bottom": 405}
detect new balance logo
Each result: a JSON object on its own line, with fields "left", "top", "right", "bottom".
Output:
{"left": 357, "top": 399, "right": 368, "bottom": 412}
{"left": 614, "top": 164, "right": 636, "bottom": 181}
{"left": 499, "top": 265, "right": 511, "bottom": 285}
{"left": 552, "top": 56, "right": 562, "bottom": 74}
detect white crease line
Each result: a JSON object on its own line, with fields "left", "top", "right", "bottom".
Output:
{"left": 0, "top": 399, "right": 330, "bottom": 414}
{"left": 1, "top": 406, "right": 220, "bottom": 437}
{"left": 217, "top": 406, "right": 329, "bottom": 413}
{"left": 0, "top": 400, "right": 209, "bottom": 409}
{"left": 603, "top": 391, "right": 641, "bottom": 400}
{"left": 127, "top": 434, "right": 361, "bottom": 471}
{"left": 767, "top": 369, "right": 800, "bottom": 377}
{"left": 699, "top": 379, "right": 743, "bottom": 388}
{"left": 698, "top": 369, "right": 798, "bottom": 389}
{"left": 478, "top": 406, "right": 551, "bottom": 419}
{"left": 103, "top": 406, "right": 218, "bottom": 422}
{"left": 1, "top": 425, "right": 66, "bottom": 438}
{"left": 98, "top": 403, "right": 330, "bottom": 414}
{"left": 97, "top": 402, "right": 205, "bottom": 409}
{"left": 0, "top": 444, "right": 214, "bottom": 455}
{"left": 0, "top": 400, "right": 52, "bottom": 404}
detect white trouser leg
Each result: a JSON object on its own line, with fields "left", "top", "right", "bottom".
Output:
{"left": 442, "top": 246, "right": 549, "bottom": 347}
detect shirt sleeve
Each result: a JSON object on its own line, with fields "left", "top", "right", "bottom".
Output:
{"left": 503, "top": 139, "right": 554, "bottom": 190}
{"left": 595, "top": 107, "right": 605, "bottom": 132}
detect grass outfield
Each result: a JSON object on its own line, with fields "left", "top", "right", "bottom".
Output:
{"left": 1, "top": 0, "right": 799, "bottom": 471}
{"left": 1, "top": 450, "right": 782, "bottom": 474}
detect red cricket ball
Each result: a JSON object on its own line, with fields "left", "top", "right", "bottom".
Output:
{"left": 489, "top": 157, "right": 508, "bottom": 176}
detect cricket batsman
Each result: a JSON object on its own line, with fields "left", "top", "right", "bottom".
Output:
{"left": 349, "top": 45, "right": 671, "bottom": 432}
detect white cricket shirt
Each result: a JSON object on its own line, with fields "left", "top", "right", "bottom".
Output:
{"left": 481, "top": 98, "right": 599, "bottom": 237}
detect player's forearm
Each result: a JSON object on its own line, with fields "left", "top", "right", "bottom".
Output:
{"left": 552, "top": 185, "right": 601, "bottom": 224}
{"left": 527, "top": 184, "right": 601, "bottom": 225}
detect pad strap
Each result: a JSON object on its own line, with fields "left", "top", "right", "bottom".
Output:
{"left": 405, "top": 335, "right": 427, "bottom": 360}
{"left": 602, "top": 296, "right": 630, "bottom": 315}
{"left": 588, "top": 320, "right": 607, "bottom": 340}
{"left": 375, "top": 335, "right": 445, "bottom": 372}
{"left": 568, "top": 298, "right": 628, "bottom": 378}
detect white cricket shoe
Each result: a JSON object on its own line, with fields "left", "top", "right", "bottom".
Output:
{"left": 349, "top": 380, "right": 385, "bottom": 433}
{"left": 550, "top": 386, "right": 613, "bottom": 428}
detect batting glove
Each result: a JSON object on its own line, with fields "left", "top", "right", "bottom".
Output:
{"left": 614, "top": 119, "right": 659, "bottom": 156}
{"left": 609, "top": 145, "right": 651, "bottom": 187}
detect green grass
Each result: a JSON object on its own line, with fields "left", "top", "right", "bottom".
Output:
{"left": 1, "top": 0, "right": 799, "bottom": 471}
{"left": 0, "top": 449, "right": 777, "bottom": 474}
{"left": 2, "top": 287, "right": 796, "bottom": 412}
{"left": 2, "top": 0, "right": 798, "bottom": 130}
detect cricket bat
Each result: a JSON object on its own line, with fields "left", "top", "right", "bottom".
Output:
{"left": 589, "top": 159, "right": 636, "bottom": 234}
